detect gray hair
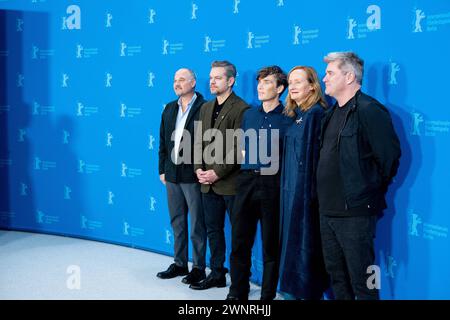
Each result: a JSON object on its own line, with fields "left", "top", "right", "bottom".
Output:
{"left": 179, "top": 68, "right": 196, "bottom": 81}
{"left": 324, "top": 52, "right": 364, "bottom": 84}
{"left": 211, "top": 60, "right": 237, "bottom": 79}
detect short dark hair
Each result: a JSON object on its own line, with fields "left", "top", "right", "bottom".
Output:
{"left": 256, "top": 65, "right": 288, "bottom": 95}
{"left": 211, "top": 60, "right": 237, "bottom": 79}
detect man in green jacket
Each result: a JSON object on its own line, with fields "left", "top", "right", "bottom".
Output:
{"left": 190, "top": 61, "right": 249, "bottom": 290}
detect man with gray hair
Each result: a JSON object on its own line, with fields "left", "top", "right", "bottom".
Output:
{"left": 317, "top": 52, "right": 401, "bottom": 299}
{"left": 157, "top": 68, "right": 207, "bottom": 285}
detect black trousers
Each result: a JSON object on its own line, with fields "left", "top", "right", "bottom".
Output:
{"left": 202, "top": 190, "right": 235, "bottom": 278}
{"left": 319, "top": 214, "right": 379, "bottom": 300}
{"left": 229, "top": 171, "right": 281, "bottom": 300}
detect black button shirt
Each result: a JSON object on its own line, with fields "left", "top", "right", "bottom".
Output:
{"left": 240, "top": 104, "right": 293, "bottom": 171}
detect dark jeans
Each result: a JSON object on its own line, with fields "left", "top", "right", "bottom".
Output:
{"left": 166, "top": 182, "right": 206, "bottom": 270}
{"left": 229, "top": 171, "right": 281, "bottom": 300}
{"left": 319, "top": 214, "right": 379, "bottom": 300}
{"left": 202, "top": 189, "right": 235, "bottom": 278}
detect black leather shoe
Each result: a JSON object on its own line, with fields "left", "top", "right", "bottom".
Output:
{"left": 182, "top": 268, "right": 206, "bottom": 285}
{"left": 189, "top": 274, "right": 227, "bottom": 290}
{"left": 157, "top": 263, "right": 189, "bottom": 279}
{"left": 225, "top": 294, "right": 240, "bottom": 300}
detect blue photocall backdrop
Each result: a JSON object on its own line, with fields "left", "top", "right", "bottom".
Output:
{"left": 0, "top": 0, "right": 449, "bottom": 299}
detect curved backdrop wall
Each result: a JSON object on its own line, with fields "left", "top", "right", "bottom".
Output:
{"left": 1, "top": 0, "right": 449, "bottom": 299}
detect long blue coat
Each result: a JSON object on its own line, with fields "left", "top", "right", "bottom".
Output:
{"left": 279, "top": 103, "right": 329, "bottom": 299}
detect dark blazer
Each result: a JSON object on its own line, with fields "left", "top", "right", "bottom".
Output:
{"left": 193, "top": 92, "right": 249, "bottom": 195}
{"left": 159, "top": 92, "right": 205, "bottom": 183}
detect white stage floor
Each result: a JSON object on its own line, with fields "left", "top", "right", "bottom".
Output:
{"left": 0, "top": 230, "right": 277, "bottom": 300}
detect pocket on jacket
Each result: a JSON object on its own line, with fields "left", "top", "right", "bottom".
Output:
{"left": 340, "top": 126, "right": 357, "bottom": 137}
{"left": 339, "top": 126, "right": 358, "bottom": 158}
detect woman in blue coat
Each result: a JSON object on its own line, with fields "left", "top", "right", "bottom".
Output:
{"left": 279, "top": 66, "right": 329, "bottom": 299}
